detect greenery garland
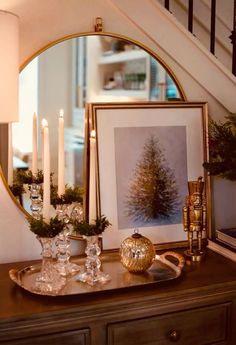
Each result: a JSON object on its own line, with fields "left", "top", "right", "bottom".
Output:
{"left": 9, "top": 182, "right": 25, "bottom": 198}
{"left": 203, "top": 114, "right": 236, "bottom": 181}
{"left": 73, "top": 215, "right": 111, "bottom": 236}
{"left": 28, "top": 216, "right": 65, "bottom": 238}
{"left": 50, "top": 184, "right": 84, "bottom": 206}
{"left": 14, "top": 169, "right": 45, "bottom": 185}
{"left": 10, "top": 168, "right": 83, "bottom": 206}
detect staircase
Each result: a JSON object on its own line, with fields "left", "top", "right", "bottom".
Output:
{"left": 110, "top": 0, "right": 236, "bottom": 114}
{"left": 158, "top": 0, "right": 235, "bottom": 75}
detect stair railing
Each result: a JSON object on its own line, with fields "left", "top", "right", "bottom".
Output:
{"left": 163, "top": 0, "right": 236, "bottom": 76}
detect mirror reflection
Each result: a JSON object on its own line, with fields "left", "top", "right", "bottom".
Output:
{"left": 9, "top": 34, "right": 182, "bottom": 216}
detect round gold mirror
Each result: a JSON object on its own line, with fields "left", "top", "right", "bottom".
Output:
{"left": 1, "top": 32, "right": 185, "bottom": 224}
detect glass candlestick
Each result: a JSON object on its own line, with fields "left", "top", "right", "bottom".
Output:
{"left": 76, "top": 235, "right": 111, "bottom": 286}
{"left": 34, "top": 236, "right": 65, "bottom": 294}
{"left": 70, "top": 202, "right": 84, "bottom": 222}
{"left": 55, "top": 204, "right": 81, "bottom": 276}
{"left": 29, "top": 183, "right": 42, "bottom": 219}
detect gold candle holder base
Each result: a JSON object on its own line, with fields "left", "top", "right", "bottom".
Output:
{"left": 184, "top": 249, "right": 205, "bottom": 262}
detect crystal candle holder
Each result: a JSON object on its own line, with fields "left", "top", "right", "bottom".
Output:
{"left": 55, "top": 204, "right": 81, "bottom": 276}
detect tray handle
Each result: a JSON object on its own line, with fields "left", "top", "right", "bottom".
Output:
{"left": 158, "top": 251, "right": 185, "bottom": 271}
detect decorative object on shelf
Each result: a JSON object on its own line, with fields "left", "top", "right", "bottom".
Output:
{"left": 73, "top": 215, "right": 111, "bottom": 286}
{"left": 120, "top": 229, "right": 156, "bottom": 273}
{"left": 182, "top": 176, "right": 207, "bottom": 261}
{"left": 203, "top": 114, "right": 236, "bottom": 181}
{"left": 55, "top": 204, "right": 82, "bottom": 276}
{"left": 27, "top": 216, "right": 66, "bottom": 293}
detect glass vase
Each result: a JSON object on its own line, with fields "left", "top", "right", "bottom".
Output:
{"left": 55, "top": 204, "right": 81, "bottom": 276}
{"left": 76, "top": 235, "right": 111, "bottom": 286}
{"left": 34, "top": 236, "right": 65, "bottom": 294}
{"left": 29, "top": 183, "right": 42, "bottom": 219}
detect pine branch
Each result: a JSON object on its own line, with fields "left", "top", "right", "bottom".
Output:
{"left": 28, "top": 216, "right": 65, "bottom": 238}
{"left": 73, "top": 215, "right": 111, "bottom": 236}
{"left": 204, "top": 114, "right": 236, "bottom": 181}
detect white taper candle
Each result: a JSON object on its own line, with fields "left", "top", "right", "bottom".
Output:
{"left": 89, "top": 130, "right": 96, "bottom": 223}
{"left": 32, "top": 112, "right": 38, "bottom": 175}
{"left": 42, "top": 119, "right": 51, "bottom": 222}
{"left": 58, "top": 109, "right": 65, "bottom": 197}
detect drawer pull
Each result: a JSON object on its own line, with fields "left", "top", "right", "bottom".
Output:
{"left": 168, "top": 329, "right": 181, "bottom": 342}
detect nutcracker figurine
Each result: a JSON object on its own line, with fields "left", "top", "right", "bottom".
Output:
{"left": 182, "top": 176, "right": 207, "bottom": 261}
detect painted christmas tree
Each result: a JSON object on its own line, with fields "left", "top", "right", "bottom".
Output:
{"left": 125, "top": 135, "right": 179, "bottom": 222}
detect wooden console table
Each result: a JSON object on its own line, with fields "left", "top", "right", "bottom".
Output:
{"left": 1, "top": 249, "right": 236, "bottom": 345}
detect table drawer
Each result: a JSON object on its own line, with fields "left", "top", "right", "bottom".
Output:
{"left": 2, "top": 328, "right": 90, "bottom": 345}
{"left": 107, "top": 303, "right": 231, "bottom": 345}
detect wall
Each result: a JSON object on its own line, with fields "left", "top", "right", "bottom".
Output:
{"left": 0, "top": 0, "right": 236, "bottom": 263}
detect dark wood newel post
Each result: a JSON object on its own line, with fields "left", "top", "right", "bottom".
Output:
{"left": 230, "top": 0, "right": 236, "bottom": 76}
{"left": 210, "top": 0, "right": 216, "bottom": 54}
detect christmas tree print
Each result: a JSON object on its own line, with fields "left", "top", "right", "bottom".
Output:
{"left": 125, "top": 135, "right": 179, "bottom": 222}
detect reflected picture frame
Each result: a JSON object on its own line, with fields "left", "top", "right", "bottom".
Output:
{"left": 87, "top": 102, "right": 210, "bottom": 250}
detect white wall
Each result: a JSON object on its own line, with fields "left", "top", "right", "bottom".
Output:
{"left": 1, "top": 0, "right": 236, "bottom": 263}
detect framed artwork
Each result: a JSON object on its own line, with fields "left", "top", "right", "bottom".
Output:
{"left": 88, "top": 102, "right": 210, "bottom": 250}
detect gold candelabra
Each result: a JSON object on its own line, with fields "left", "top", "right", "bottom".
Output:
{"left": 182, "top": 176, "right": 207, "bottom": 261}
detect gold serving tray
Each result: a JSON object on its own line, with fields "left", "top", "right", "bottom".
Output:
{"left": 9, "top": 251, "right": 184, "bottom": 296}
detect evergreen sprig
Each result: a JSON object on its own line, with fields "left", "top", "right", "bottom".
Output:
{"left": 73, "top": 215, "right": 111, "bottom": 236}
{"left": 51, "top": 184, "right": 84, "bottom": 206}
{"left": 15, "top": 169, "right": 45, "bottom": 185}
{"left": 9, "top": 182, "right": 25, "bottom": 197}
{"left": 203, "top": 114, "right": 236, "bottom": 181}
{"left": 28, "top": 215, "right": 65, "bottom": 238}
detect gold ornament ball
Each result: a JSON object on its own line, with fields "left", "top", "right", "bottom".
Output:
{"left": 120, "top": 231, "right": 156, "bottom": 273}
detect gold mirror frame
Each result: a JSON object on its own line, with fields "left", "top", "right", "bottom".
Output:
{"left": 1, "top": 30, "right": 187, "bottom": 230}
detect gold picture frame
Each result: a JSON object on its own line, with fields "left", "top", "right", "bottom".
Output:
{"left": 87, "top": 102, "right": 210, "bottom": 250}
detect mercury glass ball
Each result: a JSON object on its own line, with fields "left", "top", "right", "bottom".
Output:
{"left": 120, "top": 231, "right": 156, "bottom": 273}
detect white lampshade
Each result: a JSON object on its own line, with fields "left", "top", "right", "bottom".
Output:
{"left": 0, "top": 10, "right": 19, "bottom": 123}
